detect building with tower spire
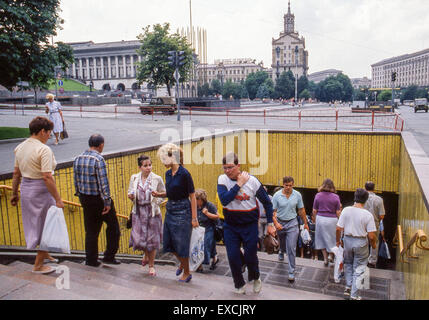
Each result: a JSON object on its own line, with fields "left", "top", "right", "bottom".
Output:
{"left": 271, "top": 1, "right": 308, "bottom": 81}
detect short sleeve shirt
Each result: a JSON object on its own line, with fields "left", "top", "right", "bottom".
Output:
{"left": 272, "top": 189, "right": 304, "bottom": 221}
{"left": 363, "top": 192, "right": 385, "bottom": 228}
{"left": 313, "top": 192, "right": 341, "bottom": 218}
{"left": 165, "top": 165, "right": 195, "bottom": 200}
{"left": 337, "top": 206, "right": 377, "bottom": 237}
{"left": 14, "top": 138, "right": 57, "bottom": 179}
{"left": 197, "top": 201, "right": 218, "bottom": 228}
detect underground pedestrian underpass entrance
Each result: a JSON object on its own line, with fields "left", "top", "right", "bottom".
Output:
{"left": 0, "top": 129, "right": 428, "bottom": 299}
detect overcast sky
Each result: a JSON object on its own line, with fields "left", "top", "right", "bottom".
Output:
{"left": 56, "top": 0, "right": 429, "bottom": 79}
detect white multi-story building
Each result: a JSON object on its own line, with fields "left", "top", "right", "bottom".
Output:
{"left": 371, "top": 48, "right": 429, "bottom": 88}
{"left": 271, "top": 1, "right": 309, "bottom": 81}
{"left": 66, "top": 40, "right": 142, "bottom": 91}
{"left": 351, "top": 77, "right": 371, "bottom": 89}
{"left": 197, "top": 58, "right": 265, "bottom": 86}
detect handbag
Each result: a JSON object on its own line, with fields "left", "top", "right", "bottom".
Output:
{"left": 214, "top": 218, "right": 224, "bottom": 242}
{"left": 60, "top": 121, "right": 68, "bottom": 140}
{"left": 263, "top": 234, "right": 279, "bottom": 254}
{"left": 126, "top": 212, "right": 132, "bottom": 229}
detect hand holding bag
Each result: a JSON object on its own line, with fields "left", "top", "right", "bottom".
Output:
{"left": 189, "top": 226, "right": 205, "bottom": 272}
{"left": 60, "top": 121, "right": 68, "bottom": 140}
{"left": 263, "top": 234, "right": 279, "bottom": 254}
{"left": 39, "top": 206, "right": 71, "bottom": 254}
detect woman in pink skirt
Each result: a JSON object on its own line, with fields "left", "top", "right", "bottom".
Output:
{"left": 128, "top": 155, "right": 166, "bottom": 276}
{"left": 11, "top": 117, "right": 64, "bottom": 274}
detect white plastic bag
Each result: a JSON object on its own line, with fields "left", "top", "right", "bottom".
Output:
{"left": 331, "top": 245, "right": 344, "bottom": 283}
{"left": 300, "top": 227, "right": 311, "bottom": 245}
{"left": 39, "top": 206, "right": 71, "bottom": 254}
{"left": 356, "top": 265, "right": 370, "bottom": 290}
{"left": 189, "top": 226, "right": 205, "bottom": 272}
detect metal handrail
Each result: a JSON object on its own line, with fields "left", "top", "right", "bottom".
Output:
{"left": 394, "top": 225, "right": 429, "bottom": 263}
{"left": 0, "top": 184, "right": 129, "bottom": 220}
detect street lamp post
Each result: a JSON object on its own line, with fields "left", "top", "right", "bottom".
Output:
{"left": 276, "top": 47, "right": 280, "bottom": 79}
{"left": 295, "top": 46, "right": 299, "bottom": 104}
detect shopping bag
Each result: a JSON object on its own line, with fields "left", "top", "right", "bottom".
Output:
{"left": 214, "top": 218, "right": 224, "bottom": 242}
{"left": 189, "top": 226, "right": 205, "bottom": 272}
{"left": 356, "top": 265, "right": 370, "bottom": 290}
{"left": 60, "top": 122, "right": 68, "bottom": 140}
{"left": 378, "top": 240, "right": 391, "bottom": 260}
{"left": 300, "top": 227, "right": 311, "bottom": 245}
{"left": 39, "top": 206, "right": 71, "bottom": 254}
{"left": 331, "top": 245, "right": 344, "bottom": 283}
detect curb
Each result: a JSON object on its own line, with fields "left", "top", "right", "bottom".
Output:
{"left": 0, "top": 138, "right": 26, "bottom": 145}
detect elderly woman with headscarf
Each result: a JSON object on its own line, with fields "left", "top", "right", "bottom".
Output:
{"left": 45, "top": 93, "right": 64, "bottom": 145}
{"left": 11, "top": 116, "right": 64, "bottom": 274}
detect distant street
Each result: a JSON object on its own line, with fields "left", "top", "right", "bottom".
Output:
{"left": 0, "top": 102, "right": 422, "bottom": 176}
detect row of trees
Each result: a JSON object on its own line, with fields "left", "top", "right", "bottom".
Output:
{"left": 353, "top": 85, "right": 429, "bottom": 102}
{"left": 0, "top": 0, "right": 74, "bottom": 92}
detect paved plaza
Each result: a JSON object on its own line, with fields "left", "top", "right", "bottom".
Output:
{"left": 0, "top": 103, "right": 426, "bottom": 176}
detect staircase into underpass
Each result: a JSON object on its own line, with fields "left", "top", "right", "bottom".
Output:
{"left": 0, "top": 246, "right": 405, "bottom": 300}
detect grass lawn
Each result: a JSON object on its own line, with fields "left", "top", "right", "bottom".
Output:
{"left": 0, "top": 127, "right": 30, "bottom": 140}
{"left": 48, "top": 79, "right": 90, "bottom": 92}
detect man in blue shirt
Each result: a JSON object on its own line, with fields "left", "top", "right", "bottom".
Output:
{"left": 74, "top": 134, "right": 120, "bottom": 267}
{"left": 272, "top": 176, "right": 309, "bottom": 282}
{"left": 217, "top": 152, "right": 275, "bottom": 294}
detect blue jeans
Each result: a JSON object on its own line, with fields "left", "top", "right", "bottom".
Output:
{"left": 224, "top": 222, "right": 259, "bottom": 289}
{"left": 202, "top": 225, "right": 216, "bottom": 265}
{"left": 163, "top": 199, "right": 192, "bottom": 258}
{"left": 344, "top": 236, "right": 369, "bottom": 298}
{"left": 277, "top": 218, "right": 299, "bottom": 276}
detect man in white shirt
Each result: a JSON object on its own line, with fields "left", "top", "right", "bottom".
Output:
{"left": 364, "top": 181, "right": 386, "bottom": 267}
{"left": 336, "top": 188, "right": 377, "bottom": 300}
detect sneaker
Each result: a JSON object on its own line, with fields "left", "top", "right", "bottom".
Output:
{"left": 367, "top": 262, "right": 376, "bottom": 268}
{"left": 278, "top": 252, "right": 284, "bottom": 261}
{"left": 344, "top": 286, "right": 351, "bottom": 298}
{"left": 350, "top": 295, "right": 362, "bottom": 300}
{"left": 288, "top": 274, "right": 295, "bottom": 283}
{"left": 235, "top": 285, "right": 246, "bottom": 295}
{"left": 253, "top": 278, "right": 262, "bottom": 293}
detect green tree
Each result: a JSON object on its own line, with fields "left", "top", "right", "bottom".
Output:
{"left": 335, "top": 74, "right": 354, "bottom": 102}
{"left": 297, "top": 75, "right": 309, "bottom": 96}
{"left": 353, "top": 89, "right": 366, "bottom": 101}
{"left": 256, "top": 84, "right": 270, "bottom": 99}
{"left": 274, "top": 71, "right": 295, "bottom": 99}
{"left": 244, "top": 71, "right": 269, "bottom": 100}
{"left": 136, "top": 23, "right": 193, "bottom": 97}
{"left": 0, "top": 0, "right": 63, "bottom": 90}
{"left": 299, "top": 89, "right": 311, "bottom": 100}
{"left": 222, "top": 81, "right": 243, "bottom": 100}
{"left": 402, "top": 85, "right": 418, "bottom": 101}
{"left": 198, "top": 83, "right": 211, "bottom": 97}
{"left": 211, "top": 79, "right": 222, "bottom": 95}
{"left": 377, "top": 90, "right": 392, "bottom": 101}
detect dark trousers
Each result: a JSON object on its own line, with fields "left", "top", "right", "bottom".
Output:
{"left": 224, "top": 222, "right": 260, "bottom": 289}
{"left": 79, "top": 194, "right": 120, "bottom": 264}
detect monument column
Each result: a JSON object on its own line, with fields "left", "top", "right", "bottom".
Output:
{"left": 130, "top": 55, "right": 134, "bottom": 77}
{"left": 123, "top": 55, "right": 127, "bottom": 78}
{"left": 108, "top": 56, "right": 112, "bottom": 79}
{"left": 115, "top": 56, "right": 119, "bottom": 78}
{"left": 86, "top": 58, "right": 90, "bottom": 80}
{"left": 79, "top": 59, "right": 83, "bottom": 79}
{"left": 101, "top": 57, "right": 105, "bottom": 79}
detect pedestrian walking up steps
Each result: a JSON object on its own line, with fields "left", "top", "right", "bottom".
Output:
{"left": 0, "top": 248, "right": 405, "bottom": 300}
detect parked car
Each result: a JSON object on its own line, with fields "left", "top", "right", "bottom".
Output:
{"left": 139, "top": 96, "right": 176, "bottom": 115}
{"left": 414, "top": 98, "right": 428, "bottom": 113}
